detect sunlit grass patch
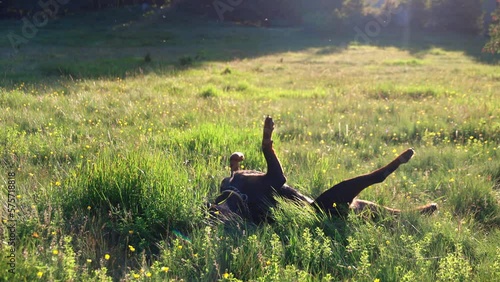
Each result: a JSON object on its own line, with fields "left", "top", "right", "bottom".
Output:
{"left": 365, "top": 83, "right": 453, "bottom": 100}
{"left": 426, "top": 48, "right": 448, "bottom": 56}
{"left": 383, "top": 59, "right": 425, "bottom": 66}
{"left": 199, "top": 84, "right": 220, "bottom": 98}
{"left": 55, "top": 148, "right": 210, "bottom": 275}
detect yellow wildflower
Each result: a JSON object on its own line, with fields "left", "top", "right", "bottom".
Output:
{"left": 104, "top": 254, "right": 110, "bottom": 260}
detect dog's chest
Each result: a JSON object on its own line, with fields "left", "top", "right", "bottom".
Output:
{"left": 225, "top": 171, "right": 273, "bottom": 202}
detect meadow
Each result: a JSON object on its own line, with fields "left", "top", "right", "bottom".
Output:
{"left": 1, "top": 8, "right": 499, "bottom": 281}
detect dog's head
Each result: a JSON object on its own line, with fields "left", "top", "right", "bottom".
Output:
{"left": 208, "top": 190, "right": 251, "bottom": 222}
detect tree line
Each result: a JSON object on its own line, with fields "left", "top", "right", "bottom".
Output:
{"left": 0, "top": 0, "right": 498, "bottom": 39}
{"left": 0, "top": 0, "right": 172, "bottom": 18}
{"left": 184, "top": 0, "right": 498, "bottom": 34}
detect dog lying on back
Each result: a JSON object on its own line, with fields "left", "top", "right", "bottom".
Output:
{"left": 209, "top": 116, "right": 437, "bottom": 224}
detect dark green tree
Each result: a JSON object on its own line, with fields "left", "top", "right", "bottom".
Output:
{"left": 338, "top": 0, "right": 366, "bottom": 27}
{"left": 484, "top": 6, "right": 500, "bottom": 54}
{"left": 428, "top": 0, "right": 483, "bottom": 33}
{"left": 407, "top": 0, "right": 429, "bottom": 28}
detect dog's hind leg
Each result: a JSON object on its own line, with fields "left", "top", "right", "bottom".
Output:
{"left": 350, "top": 199, "right": 401, "bottom": 216}
{"left": 415, "top": 203, "right": 438, "bottom": 215}
{"left": 350, "top": 199, "right": 438, "bottom": 217}
{"left": 313, "top": 149, "right": 415, "bottom": 215}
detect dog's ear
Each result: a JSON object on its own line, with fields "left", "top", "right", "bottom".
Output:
{"left": 220, "top": 177, "right": 230, "bottom": 192}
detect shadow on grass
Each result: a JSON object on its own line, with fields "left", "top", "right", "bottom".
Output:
{"left": 357, "top": 27, "right": 500, "bottom": 65}
{"left": 0, "top": 7, "right": 498, "bottom": 88}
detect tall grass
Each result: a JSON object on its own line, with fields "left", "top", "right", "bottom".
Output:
{"left": 0, "top": 9, "right": 499, "bottom": 281}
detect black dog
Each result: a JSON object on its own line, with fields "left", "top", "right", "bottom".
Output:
{"left": 209, "top": 116, "right": 437, "bottom": 223}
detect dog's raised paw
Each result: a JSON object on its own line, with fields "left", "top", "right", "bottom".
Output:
{"left": 398, "top": 148, "right": 415, "bottom": 164}
{"left": 263, "top": 116, "right": 274, "bottom": 141}
{"left": 230, "top": 152, "right": 245, "bottom": 163}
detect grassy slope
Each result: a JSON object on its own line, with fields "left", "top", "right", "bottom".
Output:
{"left": 1, "top": 8, "right": 499, "bottom": 281}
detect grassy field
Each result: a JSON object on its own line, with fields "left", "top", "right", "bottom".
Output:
{"left": 1, "top": 8, "right": 500, "bottom": 281}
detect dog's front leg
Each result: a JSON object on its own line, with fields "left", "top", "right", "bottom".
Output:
{"left": 262, "top": 116, "right": 286, "bottom": 189}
